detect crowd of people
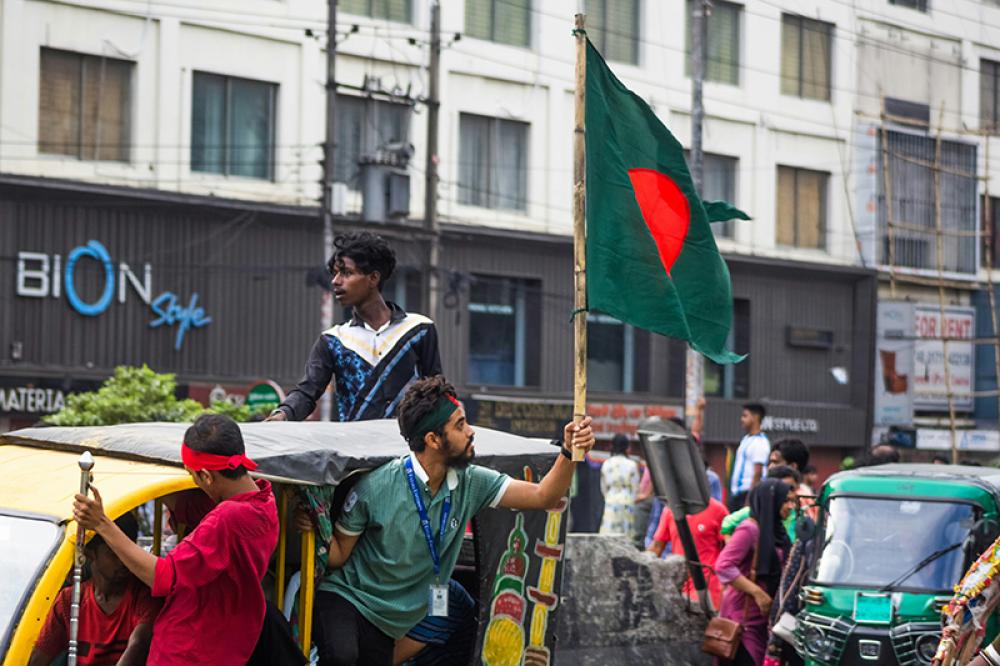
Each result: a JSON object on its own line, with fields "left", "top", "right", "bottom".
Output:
{"left": 596, "top": 402, "right": 822, "bottom": 666}
{"left": 36, "top": 232, "right": 597, "bottom": 666}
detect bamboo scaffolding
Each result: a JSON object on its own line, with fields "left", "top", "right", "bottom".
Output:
{"left": 571, "top": 13, "right": 587, "bottom": 461}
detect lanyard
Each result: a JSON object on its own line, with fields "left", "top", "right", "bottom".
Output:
{"left": 404, "top": 457, "right": 452, "bottom": 577}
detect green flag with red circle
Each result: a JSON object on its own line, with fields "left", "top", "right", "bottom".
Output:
{"left": 585, "top": 40, "right": 747, "bottom": 364}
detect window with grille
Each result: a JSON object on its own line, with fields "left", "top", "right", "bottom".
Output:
{"left": 191, "top": 72, "right": 277, "bottom": 180}
{"left": 340, "top": 0, "right": 411, "bottom": 23}
{"left": 586, "top": 0, "right": 640, "bottom": 65}
{"left": 981, "top": 59, "right": 1000, "bottom": 134}
{"left": 465, "top": 0, "right": 531, "bottom": 48}
{"left": 38, "top": 48, "right": 133, "bottom": 162}
{"left": 685, "top": 0, "right": 741, "bottom": 86}
{"left": 468, "top": 276, "right": 541, "bottom": 387}
{"left": 781, "top": 15, "right": 833, "bottom": 101}
{"left": 776, "top": 166, "right": 828, "bottom": 249}
{"left": 335, "top": 95, "right": 411, "bottom": 190}
{"left": 877, "top": 130, "right": 977, "bottom": 274}
{"left": 458, "top": 113, "right": 529, "bottom": 211}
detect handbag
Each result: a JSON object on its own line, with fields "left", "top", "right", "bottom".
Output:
{"left": 702, "top": 540, "right": 760, "bottom": 660}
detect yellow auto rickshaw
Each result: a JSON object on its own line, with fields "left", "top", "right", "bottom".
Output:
{"left": 0, "top": 420, "right": 569, "bottom": 666}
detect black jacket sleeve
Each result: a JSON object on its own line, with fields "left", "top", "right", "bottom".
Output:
{"left": 419, "top": 323, "right": 443, "bottom": 378}
{"left": 278, "top": 336, "right": 334, "bottom": 420}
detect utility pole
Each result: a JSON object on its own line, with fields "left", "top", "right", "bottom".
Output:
{"left": 685, "top": 0, "right": 708, "bottom": 427}
{"left": 423, "top": 0, "right": 442, "bottom": 317}
{"left": 320, "top": 0, "right": 338, "bottom": 421}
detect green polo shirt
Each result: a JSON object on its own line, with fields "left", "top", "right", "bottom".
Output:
{"left": 320, "top": 454, "right": 511, "bottom": 639}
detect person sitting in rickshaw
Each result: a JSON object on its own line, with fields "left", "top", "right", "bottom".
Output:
{"left": 297, "top": 375, "right": 596, "bottom": 666}
{"left": 29, "top": 513, "right": 159, "bottom": 666}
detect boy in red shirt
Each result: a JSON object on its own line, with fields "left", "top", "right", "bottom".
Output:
{"left": 73, "top": 414, "right": 279, "bottom": 666}
{"left": 647, "top": 497, "right": 729, "bottom": 608}
{"left": 30, "top": 514, "right": 158, "bottom": 666}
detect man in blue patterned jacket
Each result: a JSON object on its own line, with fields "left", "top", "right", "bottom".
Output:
{"left": 267, "top": 232, "right": 441, "bottom": 422}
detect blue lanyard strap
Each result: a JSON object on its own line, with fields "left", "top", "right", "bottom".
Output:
{"left": 404, "top": 457, "right": 452, "bottom": 576}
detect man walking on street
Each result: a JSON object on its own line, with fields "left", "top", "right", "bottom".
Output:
{"left": 299, "top": 376, "right": 595, "bottom": 666}
{"left": 728, "top": 403, "right": 769, "bottom": 511}
{"left": 266, "top": 232, "right": 441, "bottom": 422}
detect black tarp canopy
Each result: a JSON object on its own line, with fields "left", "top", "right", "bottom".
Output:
{"left": 1, "top": 421, "right": 556, "bottom": 486}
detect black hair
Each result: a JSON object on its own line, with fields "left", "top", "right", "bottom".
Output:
{"left": 184, "top": 413, "right": 248, "bottom": 479}
{"left": 328, "top": 232, "right": 397, "bottom": 291}
{"left": 931, "top": 454, "right": 950, "bottom": 465}
{"left": 742, "top": 403, "right": 766, "bottom": 421}
{"left": 802, "top": 463, "right": 817, "bottom": 474}
{"left": 772, "top": 438, "right": 809, "bottom": 470}
{"left": 88, "top": 512, "right": 139, "bottom": 553}
{"left": 397, "top": 375, "right": 458, "bottom": 452}
{"left": 611, "top": 434, "right": 630, "bottom": 456}
{"left": 867, "top": 444, "right": 900, "bottom": 466}
{"left": 768, "top": 464, "right": 802, "bottom": 485}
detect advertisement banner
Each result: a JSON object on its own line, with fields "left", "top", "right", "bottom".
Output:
{"left": 874, "top": 301, "right": 915, "bottom": 426}
{"left": 913, "top": 304, "right": 974, "bottom": 411}
{"left": 916, "top": 429, "right": 1000, "bottom": 452}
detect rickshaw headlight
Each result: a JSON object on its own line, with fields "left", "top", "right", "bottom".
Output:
{"left": 802, "top": 626, "right": 834, "bottom": 661}
{"left": 915, "top": 634, "right": 940, "bottom": 664}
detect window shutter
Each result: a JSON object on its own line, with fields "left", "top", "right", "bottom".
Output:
{"left": 335, "top": 96, "right": 365, "bottom": 187}
{"left": 780, "top": 16, "right": 800, "bottom": 96}
{"left": 707, "top": 2, "right": 740, "bottom": 85}
{"left": 341, "top": 0, "right": 370, "bottom": 16}
{"left": 796, "top": 169, "right": 825, "bottom": 249}
{"left": 191, "top": 73, "right": 226, "bottom": 174}
{"left": 495, "top": 119, "right": 528, "bottom": 211}
{"left": 632, "top": 329, "right": 651, "bottom": 393}
{"left": 464, "top": 0, "right": 492, "bottom": 41}
{"left": 458, "top": 114, "right": 491, "bottom": 207}
{"left": 801, "top": 19, "right": 831, "bottom": 101}
{"left": 606, "top": 0, "right": 638, "bottom": 64}
{"left": 586, "top": 0, "right": 606, "bottom": 54}
{"left": 776, "top": 166, "right": 796, "bottom": 246}
{"left": 83, "top": 57, "right": 131, "bottom": 162}
{"left": 981, "top": 60, "right": 997, "bottom": 133}
{"left": 39, "top": 49, "right": 82, "bottom": 157}
{"left": 495, "top": 0, "right": 530, "bottom": 47}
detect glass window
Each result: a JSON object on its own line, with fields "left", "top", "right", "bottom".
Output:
{"left": 340, "top": 0, "right": 411, "bottom": 23}
{"left": 889, "top": 0, "right": 928, "bottom": 11}
{"left": 815, "top": 497, "right": 973, "bottom": 591}
{"left": 684, "top": 151, "right": 739, "bottom": 238}
{"left": 191, "top": 72, "right": 276, "bottom": 180}
{"left": 780, "top": 15, "right": 833, "bottom": 101}
{"left": 458, "top": 113, "right": 529, "bottom": 211}
{"left": 334, "top": 95, "right": 411, "bottom": 190}
{"left": 704, "top": 298, "right": 749, "bottom": 398}
{"left": 465, "top": 0, "right": 531, "bottom": 48}
{"left": 468, "top": 276, "right": 540, "bottom": 386}
{"left": 981, "top": 59, "right": 1000, "bottom": 135}
{"left": 685, "top": 0, "right": 741, "bottom": 86}
{"left": 877, "top": 130, "right": 977, "bottom": 273}
{"left": 38, "top": 48, "right": 133, "bottom": 162}
{"left": 0, "top": 515, "right": 61, "bottom": 645}
{"left": 776, "top": 166, "right": 828, "bottom": 249}
{"left": 586, "top": 0, "right": 640, "bottom": 64}
{"left": 984, "top": 195, "right": 1000, "bottom": 268}
{"left": 588, "top": 313, "right": 634, "bottom": 393}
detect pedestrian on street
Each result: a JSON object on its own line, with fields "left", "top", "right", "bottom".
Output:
{"left": 298, "top": 376, "right": 595, "bottom": 666}
{"left": 728, "top": 404, "right": 770, "bottom": 511}
{"left": 265, "top": 231, "right": 441, "bottom": 423}
{"left": 647, "top": 497, "right": 729, "bottom": 608}
{"left": 72, "top": 414, "right": 279, "bottom": 666}
{"left": 722, "top": 466, "right": 800, "bottom": 544}
{"left": 599, "top": 434, "right": 641, "bottom": 537}
{"left": 714, "top": 478, "right": 796, "bottom": 666}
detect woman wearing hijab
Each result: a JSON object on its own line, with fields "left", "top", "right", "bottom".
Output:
{"left": 714, "top": 478, "right": 797, "bottom": 666}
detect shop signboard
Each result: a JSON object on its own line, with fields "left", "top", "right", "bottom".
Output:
{"left": 912, "top": 304, "right": 974, "bottom": 412}
{"left": 874, "top": 301, "right": 915, "bottom": 426}
{"left": 463, "top": 395, "right": 681, "bottom": 440}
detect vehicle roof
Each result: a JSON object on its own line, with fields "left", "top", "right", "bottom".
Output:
{"left": 1, "top": 420, "right": 558, "bottom": 487}
{"left": 0, "top": 445, "right": 192, "bottom": 522}
{"left": 825, "top": 463, "right": 1000, "bottom": 506}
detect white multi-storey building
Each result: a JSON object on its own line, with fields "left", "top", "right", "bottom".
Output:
{"left": 5, "top": 0, "right": 1000, "bottom": 468}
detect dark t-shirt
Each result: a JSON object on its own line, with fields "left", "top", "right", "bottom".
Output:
{"left": 35, "top": 578, "right": 159, "bottom": 665}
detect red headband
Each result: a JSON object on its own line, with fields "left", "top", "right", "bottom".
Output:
{"left": 181, "top": 443, "right": 258, "bottom": 472}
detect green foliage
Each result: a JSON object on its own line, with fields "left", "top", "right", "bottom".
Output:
{"left": 203, "top": 399, "right": 277, "bottom": 423}
{"left": 44, "top": 365, "right": 274, "bottom": 426}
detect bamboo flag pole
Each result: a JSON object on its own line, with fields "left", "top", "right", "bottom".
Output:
{"left": 572, "top": 12, "right": 587, "bottom": 462}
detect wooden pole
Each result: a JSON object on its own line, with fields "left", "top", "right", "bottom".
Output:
{"left": 572, "top": 13, "right": 587, "bottom": 461}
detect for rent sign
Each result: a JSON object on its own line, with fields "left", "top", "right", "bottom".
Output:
{"left": 912, "top": 304, "right": 974, "bottom": 411}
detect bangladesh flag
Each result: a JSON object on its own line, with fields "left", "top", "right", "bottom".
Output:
{"left": 585, "top": 40, "right": 747, "bottom": 364}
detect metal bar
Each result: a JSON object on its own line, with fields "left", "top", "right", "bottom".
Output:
{"left": 300, "top": 529, "right": 316, "bottom": 656}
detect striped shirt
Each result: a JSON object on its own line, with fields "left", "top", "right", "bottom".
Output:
{"left": 278, "top": 302, "right": 442, "bottom": 421}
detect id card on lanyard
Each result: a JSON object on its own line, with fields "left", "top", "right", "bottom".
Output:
{"left": 404, "top": 457, "right": 452, "bottom": 617}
